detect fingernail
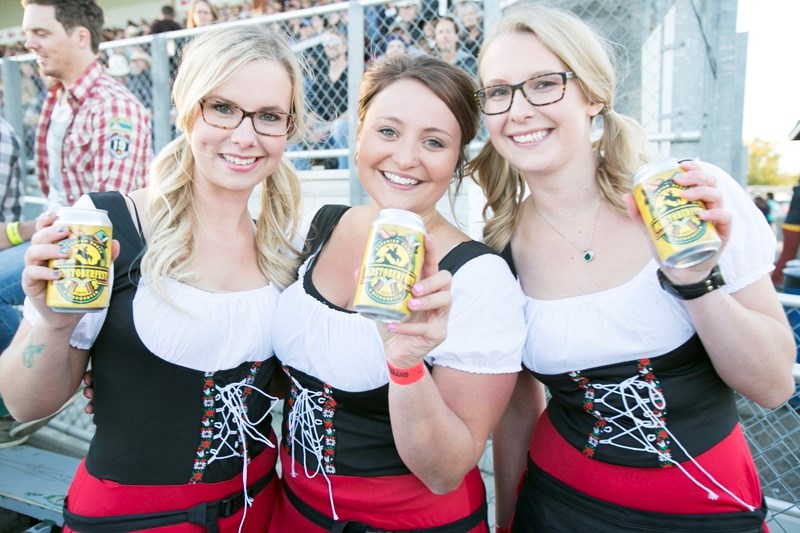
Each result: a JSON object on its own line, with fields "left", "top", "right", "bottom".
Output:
{"left": 59, "top": 245, "right": 70, "bottom": 255}
{"left": 52, "top": 269, "right": 61, "bottom": 278}
{"left": 55, "top": 226, "right": 66, "bottom": 233}
{"left": 408, "top": 298, "right": 419, "bottom": 310}
{"left": 411, "top": 284, "right": 422, "bottom": 296}
{"left": 387, "top": 322, "right": 398, "bottom": 331}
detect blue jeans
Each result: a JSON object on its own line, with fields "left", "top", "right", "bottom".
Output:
{"left": 0, "top": 241, "right": 28, "bottom": 351}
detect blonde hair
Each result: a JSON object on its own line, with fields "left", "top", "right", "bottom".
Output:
{"left": 141, "top": 25, "right": 307, "bottom": 296}
{"left": 469, "top": 3, "right": 651, "bottom": 251}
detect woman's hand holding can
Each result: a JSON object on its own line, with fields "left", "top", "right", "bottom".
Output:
{"left": 379, "top": 232, "right": 452, "bottom": 371}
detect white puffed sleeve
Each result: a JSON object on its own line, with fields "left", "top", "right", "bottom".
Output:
{"left": 427, "top": 253, "right": 525, "bottom": 374}
{"left": 702, "top": 163, "right": 776, "bottom": 292}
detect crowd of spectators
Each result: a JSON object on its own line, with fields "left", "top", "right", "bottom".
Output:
{"left": 1, "top": 0, "right": 486, "bottom": 170}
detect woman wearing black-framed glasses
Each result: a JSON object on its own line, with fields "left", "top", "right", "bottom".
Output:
{"left": 470, "top": 4, "right": 795, "bottom": 533}
{"left": 0, "top": 25, "right": 307, "bottom": 532}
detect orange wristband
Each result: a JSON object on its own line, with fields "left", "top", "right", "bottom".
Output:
{"left": 386, "top": 360, "right": 425, "bottom": 385}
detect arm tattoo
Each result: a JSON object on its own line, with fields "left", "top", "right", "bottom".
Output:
{"left": 22, "top": 339, "right": 45, "bottom": 368}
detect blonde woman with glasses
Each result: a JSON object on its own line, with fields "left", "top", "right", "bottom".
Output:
{"left": 0, "top": 25, "right": 306, "bottom": 532}
{"left": 469, "top": 4, "right": 795, "bottom": 532}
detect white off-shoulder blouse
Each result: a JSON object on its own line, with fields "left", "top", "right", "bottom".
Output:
{"left": 523, "top": 162, "right": 776, "bottom": 375}
{"left": 273, "top": 251, "right": 526, "bottom": 393}
{"left": 23, "top": 195, "right": 281, "bottom": 372}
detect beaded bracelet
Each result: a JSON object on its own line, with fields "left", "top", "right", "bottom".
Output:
{"left": 386, "top": 360, "right": 425, "bottom": 385}
{"left": 6, "top": 221, "right": 23, "bottom": 246}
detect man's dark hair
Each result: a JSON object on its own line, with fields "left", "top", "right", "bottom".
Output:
{"left": 161, "top": 5, "right": 175, "bottom": 18}
{"left": 22, "top": 0, "right": 104, "bottom": 53}
{"left": 433, "top": 15, "right": 458, "bottom": 30}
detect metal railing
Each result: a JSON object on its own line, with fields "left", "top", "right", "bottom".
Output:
{"left": 2, "top": 0, "right": 745, "bottom": 208}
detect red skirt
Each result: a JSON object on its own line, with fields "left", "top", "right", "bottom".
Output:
{"left": 270, "top": 447, "right": 488, "bottom": 532}
{"left": 529, "top": 409, "right": 763, "bottom": 514}
{"left": 64, "top": 443, "right": 279, "bottom": 533}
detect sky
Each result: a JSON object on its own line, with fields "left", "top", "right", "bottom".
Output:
{"left": 737, "top": 0, "right": 800, "bottom": 175}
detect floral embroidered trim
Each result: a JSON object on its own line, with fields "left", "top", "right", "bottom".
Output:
{"left": 284, "top": 367, "right": 298, "bottom": 449}
{"left": 321, "top": 383, "right": 337, "bottom": 474}
{"left": 238, "top": 362, "right": 262, "bottom": 459}
{"left": 190, "top": 372, "right": 216, "bottom": 483}
{"left": 569, "top": 359, "right": 671, "bottom": 466}
{"left": 282, "top": 365, "right": 339, "bottom": 474}
{"left": 568, "top": 370, "right": 602, "bottom": 458}
{"left": 637, "top": 358, "right": 671, "bottom": 466}
{"left": 189, "top": 362, "right": 263, "bottom": 483}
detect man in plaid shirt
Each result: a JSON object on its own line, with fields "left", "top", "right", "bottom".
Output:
{"left": 23, "top": 0, "right": 152, "bottom": 211}
{"left": 1, "top": 0, "right": 151, "bottom": 341}
{"left": 0, "top": 0, "right": 151, "bottom": 444}
{"left": 0, "top": 0, "right": 151, "bottom": 345}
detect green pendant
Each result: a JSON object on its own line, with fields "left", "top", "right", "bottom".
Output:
{"left": 583, "top": 250, "right": 594, "bottom": 262}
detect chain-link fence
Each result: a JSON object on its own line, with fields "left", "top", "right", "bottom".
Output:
{"left": 756, "top": 297, "right": 800, "bottom": 530}
{"left": 2, "top": 0, "right": 745, "bottom": 207}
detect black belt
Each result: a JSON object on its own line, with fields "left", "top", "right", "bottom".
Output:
{"left": 518, "top": 457, "right": 768, "bottom": 532}
{"left": 281, "top": 475, "right": 488, "bottom": 533}
{"left": 62, "top": 468, "right": 275, "bottom": 533}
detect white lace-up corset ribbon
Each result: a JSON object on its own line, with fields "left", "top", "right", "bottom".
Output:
{"left": 532, "top": 335, "right": 756, "bottom": 511}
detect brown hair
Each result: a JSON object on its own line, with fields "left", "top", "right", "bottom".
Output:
{"left": 358, "top": 54, "right": 479, "bottom": 184}
{"left": 22, "top": 0, "right": 104, "bottom": 53}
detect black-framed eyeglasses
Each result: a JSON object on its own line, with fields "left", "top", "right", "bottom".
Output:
{"left": 198, "top": 99, "right": 293, "bottom": 137}
{"left": 474, "top": 71, "right": 577, "bottom": 115}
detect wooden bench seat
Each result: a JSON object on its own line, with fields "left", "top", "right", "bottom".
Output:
{"left": 0, "top": 444, "right": 79, "bottom": 527}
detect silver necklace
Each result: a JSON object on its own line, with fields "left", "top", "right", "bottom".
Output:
{"left": 534, "top": 200, "right": 601, "bottom": 262}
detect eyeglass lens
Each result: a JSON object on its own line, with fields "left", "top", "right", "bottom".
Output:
{"left": 201, "top": 100, "right": 291, "bottom": 136}
{"left": 478, "top": 73, "right": 568, "bottom": 114}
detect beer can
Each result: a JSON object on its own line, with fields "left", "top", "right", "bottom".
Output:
{"left": 631, "top": 158, "right": 721, "bottom": 269}
{"left": 354, "top": 209, "right": 426, "bottom": 322}
{"left": 46, "top": 207, "right": 114, "bottom": 313}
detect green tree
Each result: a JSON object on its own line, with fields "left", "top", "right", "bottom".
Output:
{"left": 747, "top": 137, "right": 791, "bottom": 185}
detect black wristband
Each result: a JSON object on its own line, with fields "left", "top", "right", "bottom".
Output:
{"left": 657, "top": 264, "right": 726, "bottom": 300}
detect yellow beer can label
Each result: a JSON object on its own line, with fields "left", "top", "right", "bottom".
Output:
{"left": 354, "top": 214, "right": 425, "bottom": 322}
{"left": 47, "top": 222, "right": 113, "bottom": 312}
{"left": 632, "top": 162, "right": 720, "bottom": 268}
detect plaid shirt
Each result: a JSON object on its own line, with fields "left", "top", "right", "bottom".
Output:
{"left": 0, "top": 115, "right": 22, "bottom": 223}
{"left": 34, "top": 61, "right": 152, "bottom": 205}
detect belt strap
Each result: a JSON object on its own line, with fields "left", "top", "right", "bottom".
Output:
{"left": 63, "top": 468, "right": 275, "bottom": 533}
{"left": 281, "top": 476, "right": 487, "bottom": 533}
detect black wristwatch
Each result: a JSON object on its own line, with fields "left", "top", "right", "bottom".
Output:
{"left": 657, "top": 265, "right": 726, "bottom": 300}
